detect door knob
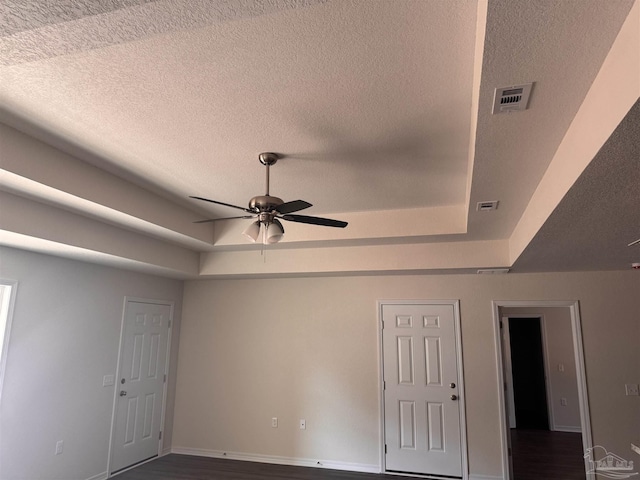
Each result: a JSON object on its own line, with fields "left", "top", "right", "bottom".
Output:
{"left": 449, "top": 382, "right": 456, "bottom": 388}
{"left": 451, "top": 394, "right": 458, "bottom": 401}
{"left": 119, "top": 390, "right": 127, "bottom": 397}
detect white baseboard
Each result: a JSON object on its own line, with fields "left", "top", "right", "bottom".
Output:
{"left": 553, "top": 425, "right": 582, "bottom": 433}
{"left": 468, "top": 475, "right": 503, "bottom": 480}
{"left": 85, "top": 472, "right": 108, "bottom": 480}
{"left": 170, "top": 447, "right": 379, "bottom": 474}
{"left": 161, "top": 447, "right": 172, "bottom": 456}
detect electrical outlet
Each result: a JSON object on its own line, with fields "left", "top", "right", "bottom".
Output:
{"left": 299, "top": 419, "right": 306, "bottom": 430}
{"left": 103, "top": 374, "right": 114, "bottom": 387}
{"left": 557, "top": 363, "right": 564, "bottom": 372}
{"left": 560, "top": 397, "right": 568, "bottom": 406}
{"left": 271, "top": 417, "right": 278, "bottom": 428}
{"left": 55, "top": 440, "right": 64, "bottom": 455}
{"left": 625, "top": 384, "right": 639, "bottom": 396}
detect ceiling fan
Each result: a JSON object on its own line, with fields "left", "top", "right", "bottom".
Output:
{"left": 190, "top": 152, "right": 348, "bottom": 244}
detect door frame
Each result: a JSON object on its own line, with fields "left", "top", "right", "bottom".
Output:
{"left": 378, "top": 299, "right": 468, "bottom": 478}
{"left": 107, "top": 296, "right": 174, "bottom": 477}
{"left": 492, "top": 301, "right": 593, "bottom": 480}
{"left": 0, "top": 279, "right": 18, "bottom": 404}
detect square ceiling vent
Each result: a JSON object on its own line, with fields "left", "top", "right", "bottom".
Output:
{"left": 492, "top": 83, "right": 533, "bottom": 114}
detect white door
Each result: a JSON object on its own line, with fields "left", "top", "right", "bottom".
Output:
{"left": 382, "top": 302, "right": 464, "bottom": 478}
{"left": 110, "top": 300, "right": 171, "bottom": 474}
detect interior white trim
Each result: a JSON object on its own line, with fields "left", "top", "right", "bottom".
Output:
{"left": 499, "top": 317, "right": 516, "bottom": 428}
{"left": 85, "top": 472, "right": 108, "bottom": 480}
{"left": 161, "top": 446, "right": 172, "bottom": 456}
{"left": 377, "top": 299, "right": 468, "bottom": 479}
{"left": 170, "top": 447, "right": 380, "bottom": 474}
{"left": 539, "top": 316, "right": 555, "bottom": 431}
{"left": 107, "top": 455, "right": 158, "bottom": 478}
{"left": 0, "top": 279, "right": 18, "bottom": 404}
{"left": 492, "top": 300, "right": 593, "bottom": 480}
{"left": 554, "top": 425, "right": 583, "bottom": 433}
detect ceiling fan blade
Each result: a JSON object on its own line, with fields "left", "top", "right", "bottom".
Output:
{"left": 194, "top": 215, "right": 256, "bottom": 224}
{"left": 274, "top": 199, "right": 313, "bottom": 214}
{"left": 280, "top": 214, "right": 348, "bottom": 228}
{"left": 190, "top": 196, "right": 253, "bottom": 213}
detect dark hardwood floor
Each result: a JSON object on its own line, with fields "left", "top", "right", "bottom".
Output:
{"left": 511, "top": 429, "right": 586, "bottom": 480}
{"left": 115, "top": 455, "right": 409, "bottom": 480}
{"left": 114, "top": 430, "right": 586, "bottom": 480}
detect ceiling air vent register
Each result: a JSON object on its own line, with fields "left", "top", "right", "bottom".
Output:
{"left": 477, "top": 200, "right": 499, "bottom": 212}
{"left": 492, "top": 83, "right": 533, "bottom": 114}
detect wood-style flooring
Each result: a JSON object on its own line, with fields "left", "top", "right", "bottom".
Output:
{"left": 115, "top": 430, "right": 586, "bottom": 480}
{"left": 511, "top": 429, "right": 586, "bottom": 480}
{"left": 115, "top": 455, "right": 408, "bottom": 480}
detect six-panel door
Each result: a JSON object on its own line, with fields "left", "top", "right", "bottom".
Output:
{"left": 382, "top": 303, "right": 462, "bottom": 478}
{"left": 111, "top": 301, "right": 171, "bottom": 474}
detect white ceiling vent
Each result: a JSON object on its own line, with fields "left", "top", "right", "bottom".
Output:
{"left": 477, "top": 200, "right": 499, "bottom": 211}
{"left": 492, "top": 83, "right": 533, "bottom": 114}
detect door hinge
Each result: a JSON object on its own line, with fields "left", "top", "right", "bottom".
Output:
{"left": 168, "top": 320, "right": 171, "bottom": 328}
{"left": 383, "top": 381, "right": 386, "bottom": 390}
{"left": 384, "top": 444, "right": 387, "bottom": 454}
{"left": 499, "top": 320, "right": 503, "bottom": 329}
{"left": 164, "top": 374, "right": 167, "bottom": 383}
{"left": 159, "top": 431, "right": 163, "bottom": 440}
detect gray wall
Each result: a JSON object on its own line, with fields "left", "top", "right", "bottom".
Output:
{"left": 0, "top": 247, "right": 184, "bottom": 480}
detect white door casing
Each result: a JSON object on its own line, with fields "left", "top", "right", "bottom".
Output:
{"left": 501, "top": 317, "right": 517, "bottom": 428}
{"left": 0, "top": 280, "right": 18, "bottom": 404}
{"left": 110, "top": 299, "right": 172, "bottom": 474}
{"left": 381, "top": 301, "right": 466, "bottom": 478}
{"left": 492, "top": 301, "right": 593, "bottom": 480}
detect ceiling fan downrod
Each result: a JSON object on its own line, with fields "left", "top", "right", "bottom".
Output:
{"left": 249, "top": 153, "right": 284, "bottom": 215}
{"left": 258, "top": 152, "right": 279, "bottom": 196}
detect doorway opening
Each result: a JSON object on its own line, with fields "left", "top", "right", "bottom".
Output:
{"left": 493, "top": 301, "right": 592, "bottom": 480}
{"left": 506, "top": 317, "right": 550, "bottom": 430}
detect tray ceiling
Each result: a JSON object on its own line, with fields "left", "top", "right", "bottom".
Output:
{"left": 0, "top": 0, "right": 638, "bottom": 277}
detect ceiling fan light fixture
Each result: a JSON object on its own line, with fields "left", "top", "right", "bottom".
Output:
{"left": 266, "top": 219, "right": 284, "bottom": 244}
{"left": 242, "top": 221, "right": 262, "bottom": 242}
{"left": 192, "top": 153, "right": 348, "bottom": 247}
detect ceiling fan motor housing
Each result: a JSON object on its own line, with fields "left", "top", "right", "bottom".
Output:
{"left": 249, "top": 195, "right": 284, "bottom": 212}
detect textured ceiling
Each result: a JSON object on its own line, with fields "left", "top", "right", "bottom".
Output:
{"left": 0, "top": 0, "right": 638, "bottom": 277}
{"left": 512, "top": 100, "right": 640, "bottom": 272}
{"left": 0, "top": 0, "right": 328, "bottom": 65}
{"left": 0, "top": 0, "right": 479, "bottom": 216}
